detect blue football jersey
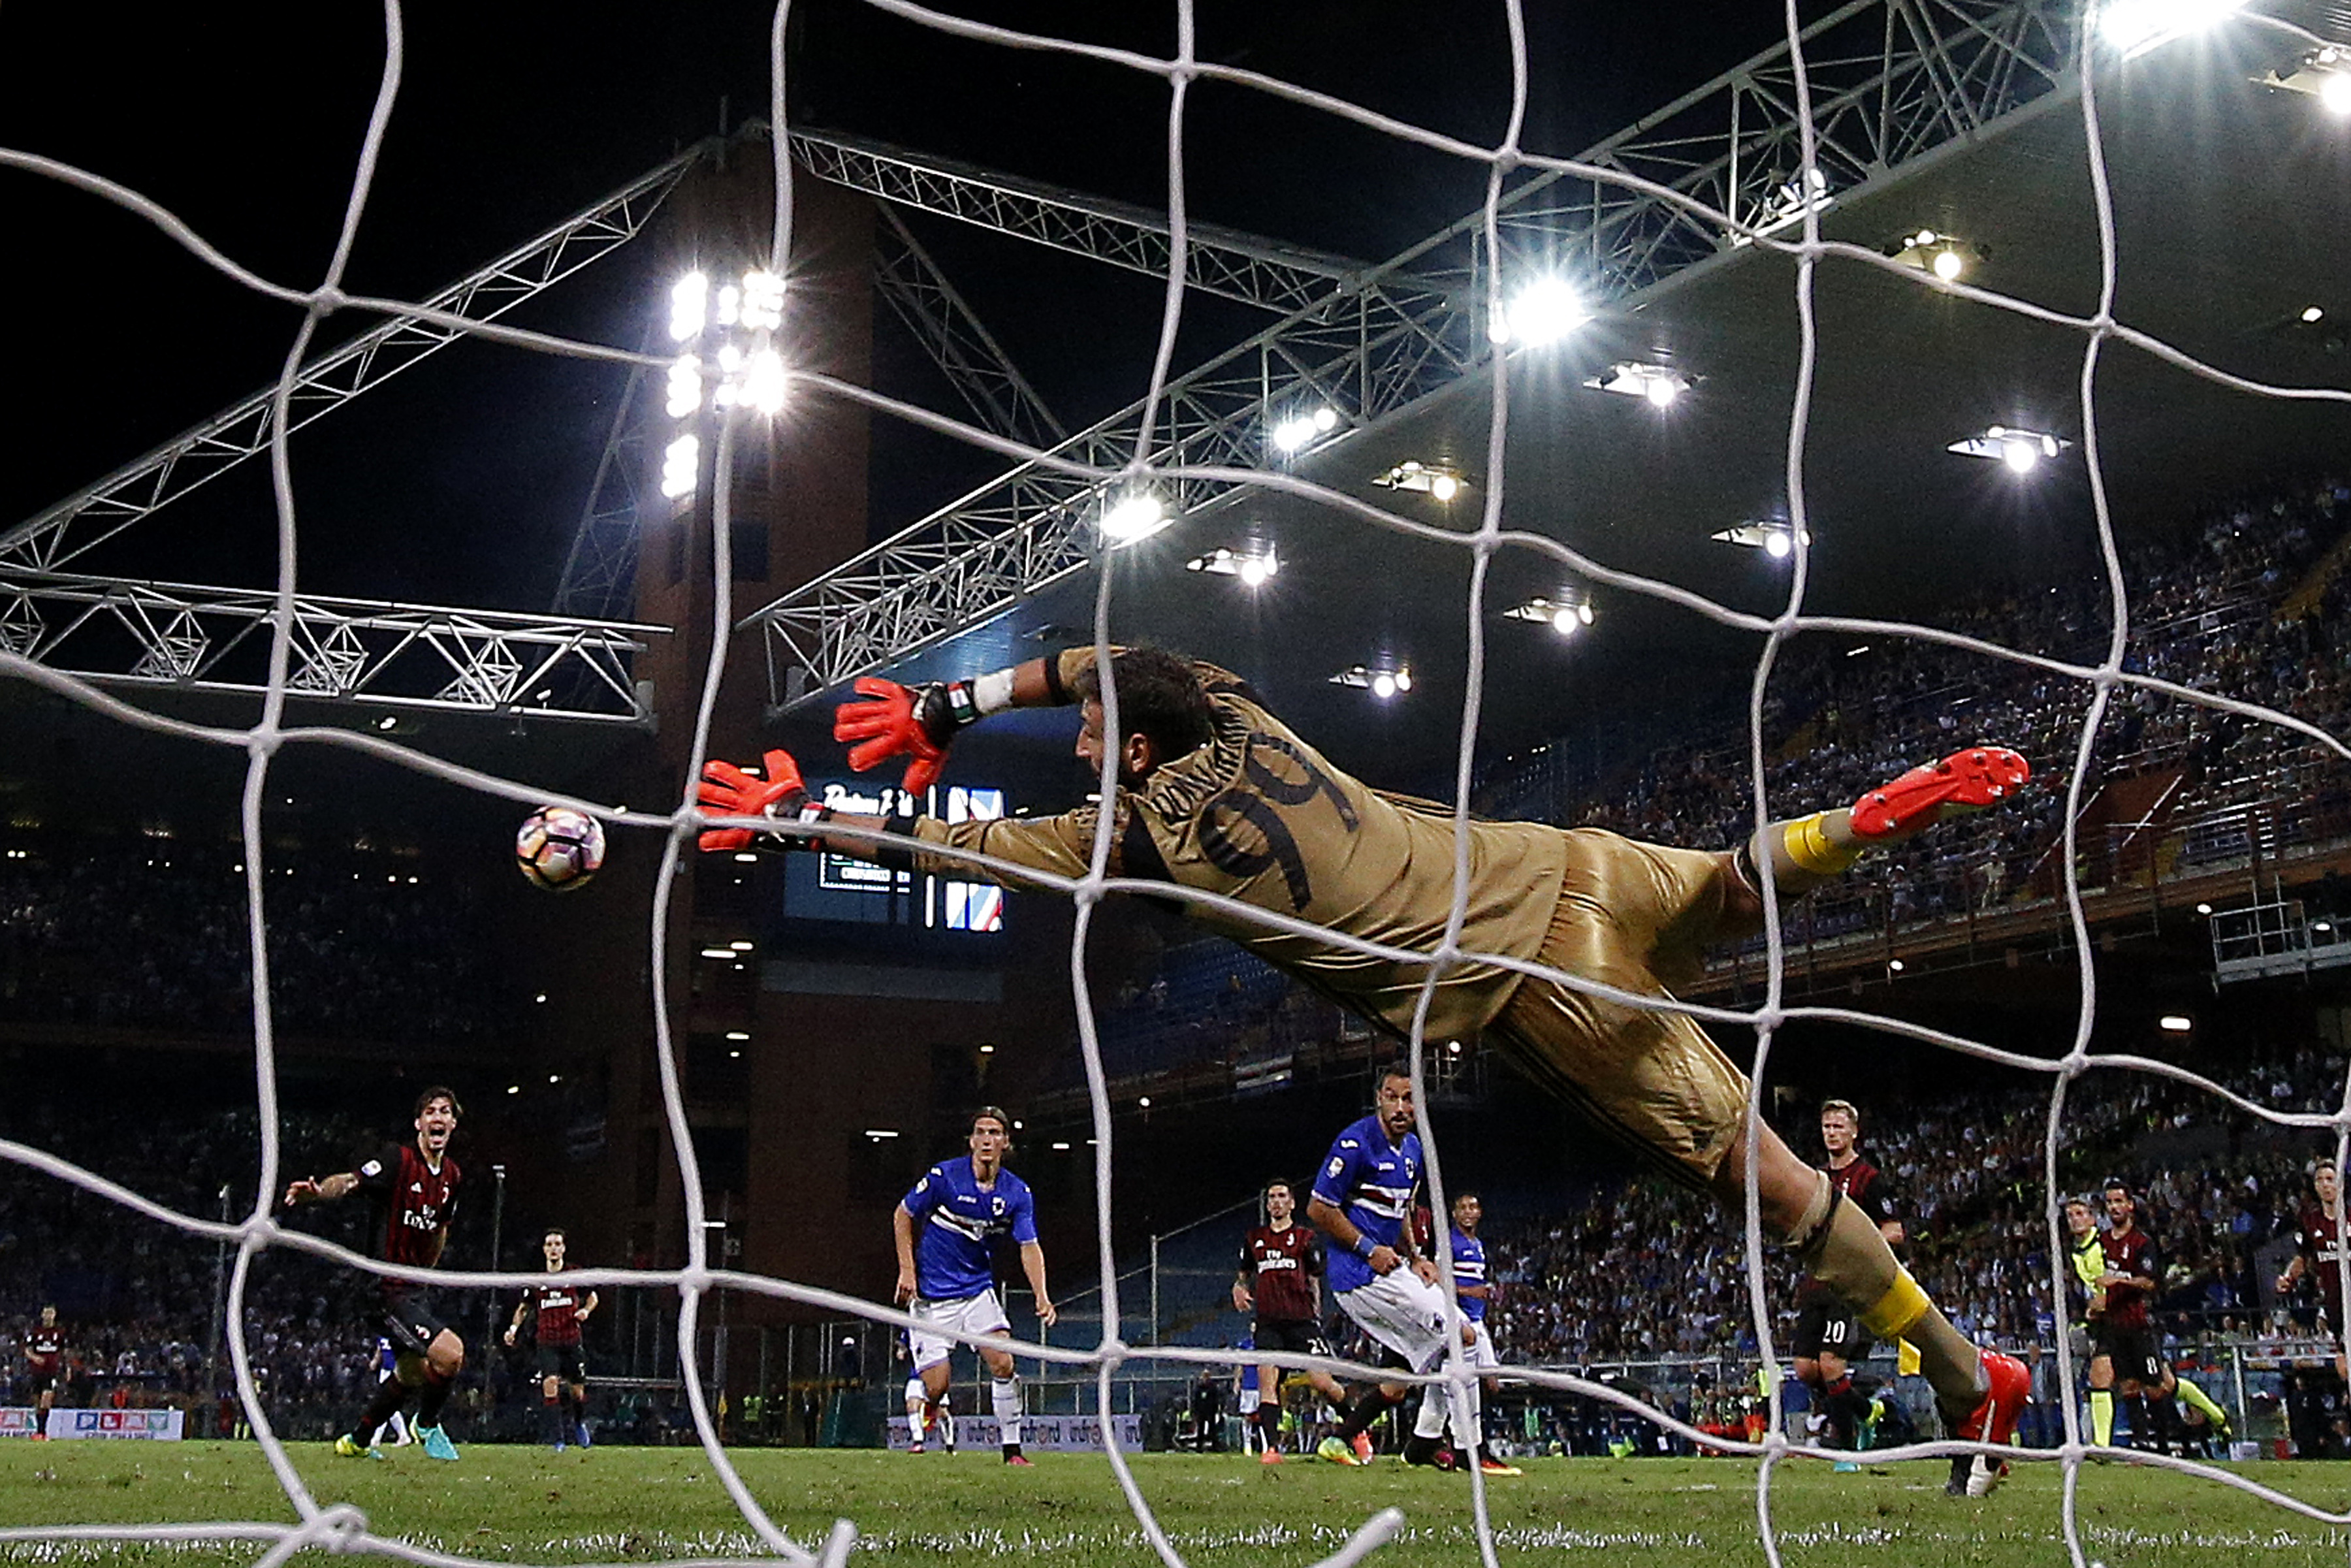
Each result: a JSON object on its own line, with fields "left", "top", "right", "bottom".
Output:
{"left": 901, "top": 1157, "right": 1038, "bottom": 1301}
{"left": 1448, "top": 1226, "right": 1488, "bottom": 1322}
{"left": 1311, "top": 1113, "right": 1422, "bottom": 1295}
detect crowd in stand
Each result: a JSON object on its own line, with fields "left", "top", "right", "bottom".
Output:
{"left": 1479, "top": 1033, "right": 2350, "bottom": 1371}
{"left": 0, "top": 836, "right": 505, "bottom": 1042}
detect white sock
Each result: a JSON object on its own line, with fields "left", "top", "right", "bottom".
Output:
{"left": 1413, "top": 1383, "right": 1449, "bottom": 1441}
{"left": 992, "top": 1377, "right": 1021, "bottom": 1448}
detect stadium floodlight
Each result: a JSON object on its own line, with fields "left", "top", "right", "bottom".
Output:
{"left": 1948, "top": 423, "right": 2068, "bottom": 472}
{"left": 2159, "top": 1014, "right": 2194, "bottom": 1032}
{"left": 1504, "top": 594, "right": 1596, "bottom": 635}
{"left": 665, "top": 357, "right": 703, "bottom": 418}
{"left": 725, "top": 1031, "right": 750, "bottom": 1041}
{"left": 1099, "top": 492, "right": 1170, "bottom": 544}
{"left": 2326, "top": 72, "right": 2351, "bottom": 116}
{"left": 699, "top": 947, "right": 734, "bottom": 960}
{"left": 660, "top": 434, "right": 700, "bottom": 499}
{"left": 741, "top": 348, "right": 787, "bottom": 415}
{"left": 732, "top": 852, "right": 757, "bottom": 863}
{"left": 1269, "top": 404, "right": 1341, "bottom": 455}
{"left": 739, "top": 268, "right": 786, "bottom": 331}
{"left": 1710, "top": 521, "right": 1812, "bottom": 554}
{"left": 1887, "top": 229, "right": 1984, "bottom": 282}
{"left": 1373, "top": 459, "right": 1467, "bottom": 502}
{"left": 1490, "top": 276, "right": 1590, "bottom": 346}
{"left": 2100, "top": 0, "right": 2245, "bottom": 57}
{"left": 1586, "top": 361, "right": 1693, "bottom": 406}
{"left": 1185, "top": 545, "right": 1280, "bottom": 585}
{"left": 2195, "top": 901, "right": 2214, "bottom": 915}
{"left": 863, "top": 1128, "right": 900, "bottom": 1140}
{"left": 669, "top": 272, "right": 708, "bottom": 342}
{"left": 1331, "top": 662, "right": 1411, "bottom": 696}
{"left": 728, "top": 940, "right": 754, "bottom": 952}
{"left": 2304, "top": 306, "right": 2327, "bottom": 323}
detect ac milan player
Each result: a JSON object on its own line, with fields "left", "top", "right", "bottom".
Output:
{"left": 24, "top": 1305, "right": 63, "bottom": 1437}
{"left": 505, "top": 1228, "right": 598, "bottom": 1450}
{"left": 1790, "top": 1100, "right": 1902, "bottom": 1472}
{"left": 2085, "top": 1179, "right": 2229, "bottom": 1449}
{"left": 283, "top": 1087, "right": 466, "bottom": 1461}
{"left": 1232, "top": 1179, "right": 1350, "bottom": 1462}
{"left": 2278, "top": 1159, "right": 2349, "bottom": 1380}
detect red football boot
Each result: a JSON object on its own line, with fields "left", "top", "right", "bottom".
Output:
{"left": 1850, "top": 746, "right": 2029, "bottom": 840}
{"left": 1946, "top": 1349, "right": 2029, "bottom": 1498}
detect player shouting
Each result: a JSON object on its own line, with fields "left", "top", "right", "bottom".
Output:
{"left": 283, "top": 1087, "right": 467, "bottom": 1462}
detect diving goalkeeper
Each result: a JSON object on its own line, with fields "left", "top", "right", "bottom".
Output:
{"left": 699, "top": 645, "right": 2034, "bottom": 1495}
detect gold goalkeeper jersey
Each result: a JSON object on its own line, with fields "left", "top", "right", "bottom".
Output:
{"left": 909, "top": 649, "right": 1569, "bottom": 1041}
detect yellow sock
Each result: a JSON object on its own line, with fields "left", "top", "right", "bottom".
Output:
{"left": 2177, "top": 1376, "right": 2228, "bottom": 1429}
{"left": 2090, "top": 1389, "right": 2114, "bottom": 1447}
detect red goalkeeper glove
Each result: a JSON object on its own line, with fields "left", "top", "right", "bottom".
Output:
{"left": 833, "top": 677, "right": 980, "bottom": 795}
{"left": 697, "top": 748, "right": 819, "bottom": 852}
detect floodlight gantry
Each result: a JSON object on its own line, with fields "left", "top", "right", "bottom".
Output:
{"left": 786, "top": 126, "right": 1383, "bottom": 318}
{"left": 747, "top": 0, "right": 2083, "bottom": 709}
{"left": 0, "top": 148, "right": 702, "bottom": 579}
{"left": 0, "top": 571, "right": 658, "bottom": 722}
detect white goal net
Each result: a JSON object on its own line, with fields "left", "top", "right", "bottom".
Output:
{"left": 4, "top": 3, "right": 2351, "bottom": 1567}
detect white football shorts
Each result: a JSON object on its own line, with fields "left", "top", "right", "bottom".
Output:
{"left": 1335, "top": 1268, "right": 1454, "bottom": 1375}
{"left": 907, "top": 1289, "right": 1010, "bottom": 1373}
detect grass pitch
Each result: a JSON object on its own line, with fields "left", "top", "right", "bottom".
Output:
{"left": 1, "top": 1444, "right": 2348, "bottom": 1567}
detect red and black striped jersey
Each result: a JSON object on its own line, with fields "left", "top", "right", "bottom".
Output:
{"left": 1800, "top": 1154, "right": 1900, "bottom": 1289}
{"left": 528, "top": 1277, "right": 589, "bottom": 1346}
{"left": 2297, "top": 1203, "right": 2346, "bottom": 1313}
{"left": 354, "top": 1142, "right": 460, "bottom": 1271}
{"left": 25, "top": 1327, "right": 61, "bottom": 1369}
{"left": 2099, "top": 1225, "right": 2158, "bottom": 1330}
{"left": 1241, "top": 1223, "right": 1322, "bottom": 1324}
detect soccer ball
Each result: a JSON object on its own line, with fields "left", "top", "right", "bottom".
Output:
{"left": 515, "top": 806, "right": 605, "bottom": 892}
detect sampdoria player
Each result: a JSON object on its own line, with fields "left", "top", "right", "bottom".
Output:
{"left": 701, "top": 645, "right": 2036, "bottom": 1495}
{"left": 504, "top": 1228, "right": 598, "bottom": 1450}
{"left": 1445, "top": 1190, "right": 1518, "bottom": 1475}
{"left": 283, "top": 1087, "right": 467, "bottom": 1461}
{"left": 1303, "top": 1068, "right": 1485, "bottom": 1471}
{"left": 892, "top": 1106, "right": 1055, "bottom": 1465}
{"left": 1234, "top": 1177, "right": 1351, "bottom": 1463}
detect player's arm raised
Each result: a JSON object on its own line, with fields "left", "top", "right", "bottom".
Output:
{"left": 831, "top": 653, "right": 1080, "bottom": 793}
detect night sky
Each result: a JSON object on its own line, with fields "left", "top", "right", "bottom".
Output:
{"left": 0, "top": 1, "right": 1784, "bottom": 616}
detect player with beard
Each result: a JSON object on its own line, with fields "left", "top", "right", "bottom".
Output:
{"left": 1303, "top": 1068, "right": 1481, "bottom": 1471}
{"left": 701, "top": 645, "right": 2034, "bottom": 1494}
{"left": 2087, "top": 1179, "right": 2230, "bottom": 1450}
{"left": 1234, "top": 1178, "right": 1351, "bottom": 1462}
{"left": 283, "top": 1087, "right": 466, "bottom": 1461}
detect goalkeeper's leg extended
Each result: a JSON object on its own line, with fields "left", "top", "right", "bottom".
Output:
{"left": 1493, "top": 743, "right": 2032, "bottom": 1493}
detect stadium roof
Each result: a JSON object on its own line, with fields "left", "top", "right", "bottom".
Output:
{"left": 798, "top": 22, "right": 2351, "bottom": 798}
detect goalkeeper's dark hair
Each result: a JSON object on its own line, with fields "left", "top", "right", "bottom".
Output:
{"left": 415, "top": 1085, "right": 463, "bottom": 1119}
{"left": 1070, "top": 647, "right": 1213, "bottom": 760}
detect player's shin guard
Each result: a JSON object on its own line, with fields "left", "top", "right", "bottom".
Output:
{"left": 991, "top": 1376, "right": 1021, "bottom": 1454}
{"left": 417, "top": 1369, "right": 455, "bottom": 1429}
{"left": 1795, "top": 1195, "right": 1983, "bottom": 1416}
{"left": 2090, "top": 1388, "right": 2115, "bottom": 1447}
